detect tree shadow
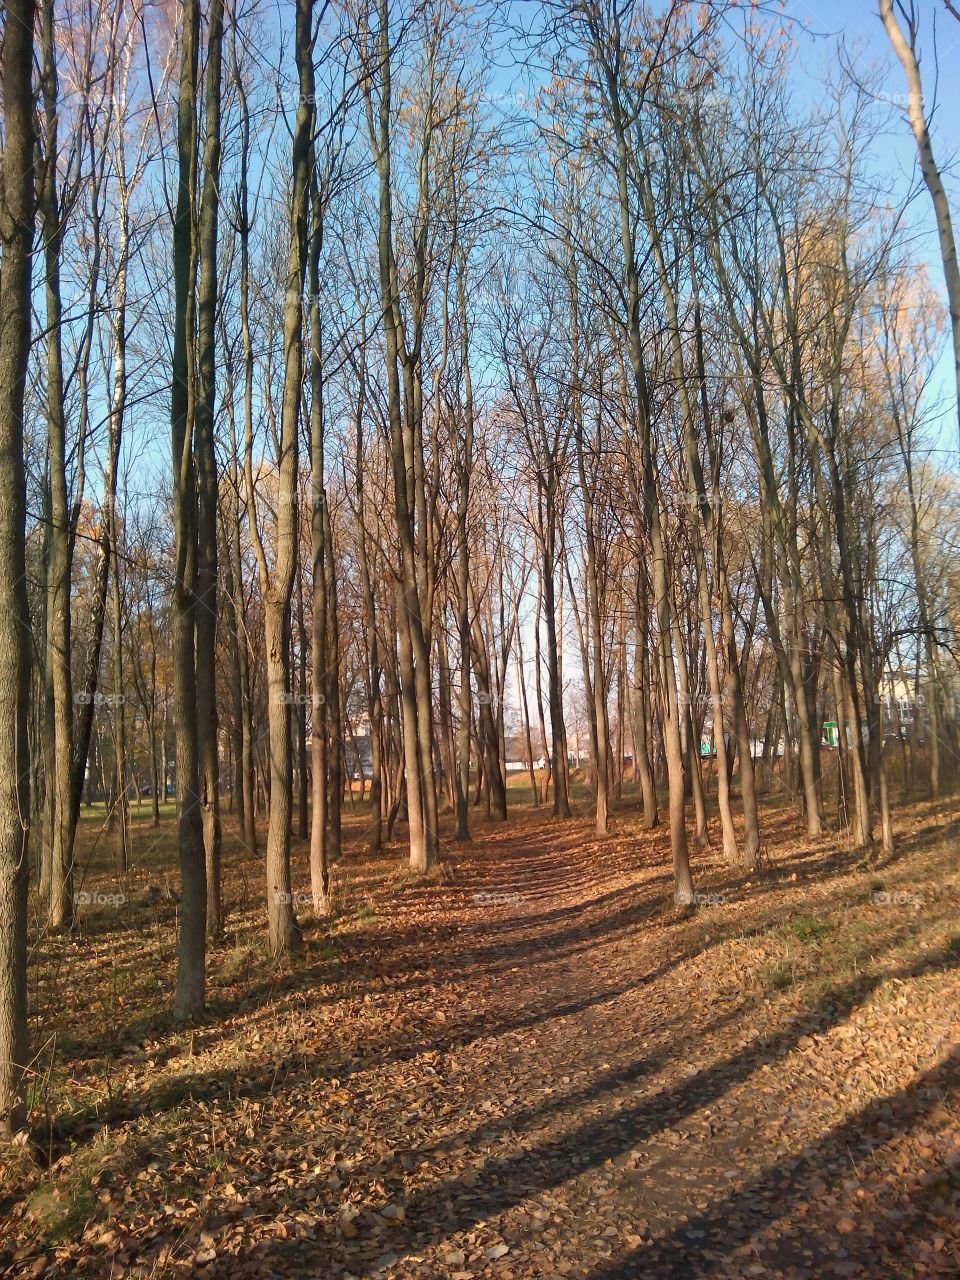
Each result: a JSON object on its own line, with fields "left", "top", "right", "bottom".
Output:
{"left": 375, "top": 946, "right": 957, "bottom": 1250}
{"left": 209, "top": 941, "right": 958, "bottom": 1278}
{"left": 581, "top": 1046, "right": 959, "bottom": 1278}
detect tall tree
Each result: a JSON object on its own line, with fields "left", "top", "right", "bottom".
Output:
{"left": 170, "top": 0, "right": 207, "bottom": 1017}
{"left": 575, "top": 1, "right": 696, "bottom": 901}
{"left": 38, "top": 0, "right": 80, "bottom": 924}
{"left": 361, "top": 0, "right": 442, "bottom": 871}
{"left": 0, "top": 0, "right": 37, "bottom": 1138}
{"left": 195, "top": 0, "right": 225, "bottom": 937}
{"left": 252, "top": 0, "right": 314, "bottom": 953}
{"left": 879, "top": 0, "right": 960, "bottom": 455}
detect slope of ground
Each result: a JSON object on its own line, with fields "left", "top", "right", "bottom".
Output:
{"left": 1, "top": 793, "right": 958, "bottom": 1278}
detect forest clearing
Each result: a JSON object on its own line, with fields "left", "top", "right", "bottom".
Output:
{"left": 1, "top": 784, "right": 958, "bottom": 1277}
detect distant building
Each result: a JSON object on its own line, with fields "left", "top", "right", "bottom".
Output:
{"left": 305, "top": 731, "right": 373, "bottom": 779}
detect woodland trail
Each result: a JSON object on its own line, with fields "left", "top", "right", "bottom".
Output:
{"left": 4, "top": 805, "right": 959, "bottom": 1279}
{"left": 181, "top": 811, "right": 957, "bottom": 1279}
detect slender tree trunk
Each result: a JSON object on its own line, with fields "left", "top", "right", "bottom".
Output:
{"left": 574, "top": 428, "right": 611, "bottom": 835}
{"left": 323, "top": 489, "right": 343, "bottom": 865}
{"left": 632, "top": 566, "right": 658, "bottom": 828}
{"left": 470, "top": 608, "right": 508, "bottom": 821}
{"left": 195, "top": 0, "right": 225, "bottom": 939}
{"left": 532, "top": 576, "right": 553, "bottom": 806}
{"left": 600, "top": 54, "right": 694, "bottom": 900}
{"left": 515, "top": 601, "right": 540, "bottom": 805}
{"left": 672, "top": 610, "right": 709, "bottom": 849}
{"left": 264, "top": 600, "right": 301, "bottom": 951}
{"left": 353, "top": 363, "right": 384, "bottom": 854}
{"left": 437, "top": 628, "right": 457, "bottom": 812}
{"left": 0, "top": 0, "right": 36, "bottom": 1139}
{"left": 309, "top": 216, "right": 331, "bottom": 913}
{"left": 295, "top": 572, "right": 309, "bottom": 840}
{"left": 109, "top": 521, "right": 128, "bottom": 873}
{"left": 150, "top": 718, "right": 161, "bottom": 826}
{"left": 40, "top": 0, "right": 77, "bottom": 927}
{"left": 454, "top": 271, "right": 474, "bottom": 839}
{"left": 366, "top": 0, "right": 437, "bottom": 871}
{"left": 262, "top": 0, "right": 312, "bottom": 953}
{"left": 171, "top": 0, "right": 206, "bottom": 1019}
{"left": 543, "top": 535, "right": 571, "bottom": 818}
{"left": 40, "top": 492, "right": 54, "bottom": 903}
{"left": 232, "top": 30, "right": 258, "bottom": 860}
{"left": 224, "top": 550, "right": 245, "bottom": 842}
{"left": 880, "top": 0, "right": 960, "bottom": 454}
{"left": 70, "top": 248, "right": 126, "bottom": 853}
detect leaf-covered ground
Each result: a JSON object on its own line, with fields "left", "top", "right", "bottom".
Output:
{"left": 1, "top": 792, "right": 958, "bottom": 1278}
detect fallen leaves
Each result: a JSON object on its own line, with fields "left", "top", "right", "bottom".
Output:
{"left": 2, "top": 800, "right": 959, "bottom": 1277}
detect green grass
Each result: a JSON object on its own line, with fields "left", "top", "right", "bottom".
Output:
{"left": 311, "top": 940, "right": 342, "bottom": 962}
{"left": 24, "top": 1141, "right": 106, "bottom": 1245}
{"left": 767, "top": 963, "right": 794, "bottom": 991}
{"left": 785, "top": 913, "right": 830, "bottom": 943}
{"left": 77, "top": 800, "right": 179, "bottom": 826}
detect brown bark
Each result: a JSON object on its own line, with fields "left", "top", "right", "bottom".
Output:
{"left": 259, "top": 0, "right": 313, "bottom": 953}
{"left": 39, "top": 0, "right": 78, "bottom": 926}
{"left": 195, "top": 0, "right": 225, "bottom": 939}
{"left": 364, "top": 0, "right": 438, "bottom": 870}
{"left": 605, "top": 74, "right": 693, "bottom": 900}
{"left": 171, "top": 0, "right": 206, "bottom": 1019}
{"left": 0, "top": 0, "right": 36, "bottom": 1139}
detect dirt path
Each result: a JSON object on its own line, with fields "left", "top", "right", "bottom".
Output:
{"left": 4, "top": 807, "right": 958, "bottom": 1278}
{"left": 198, "top": 813, "right": 956, "bottom": 1280}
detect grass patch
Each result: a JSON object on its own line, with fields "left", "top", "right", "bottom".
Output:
{"left": 23, "top": 1139, "right": 109, "bottom": 1245}
{"left": 311, "top": 940, "right": 342, "bottom": 963}
{"left": 759, "top": 961, "right": 795, "bottom": 992}
{"left": 220, "top": 944, "right": 262, "bottom": 984}
{"left": 785, "top": 913, "right": 830, "bottom": 943}
{"left": 25, "top": 1182, "right": 98, "bottom": 1246}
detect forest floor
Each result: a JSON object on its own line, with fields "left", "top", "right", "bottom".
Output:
{"left": 1, "top": 787, "right": 958, "bottom": 1279}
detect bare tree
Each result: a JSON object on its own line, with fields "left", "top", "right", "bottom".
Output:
{"left": 195, "top": 0, "right": 226, "bottom": 938}
{"left": 879, "top": 0, "right": 960, "bottom": 455}
{"left": 170, "top": 0, "right": 207, "bottom": 1017}
{"left": 251, "top": 0, "right": 314, "bottom": 953}
{"left": 0, "top": 0, "right": 37, "bottom": 1138}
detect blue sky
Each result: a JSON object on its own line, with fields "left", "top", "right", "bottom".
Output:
{"left": 113, "top": 0, "right": 960, "bottom": 488}
{"left": 795, "top": 0, "right": 960, "bottom": 462}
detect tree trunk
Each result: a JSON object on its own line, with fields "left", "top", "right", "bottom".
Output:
{"left": 353, "top": 362, "right": 384, "bottom": 854}
{"left": 195, "top": 0, "right": 225, "bottom": 939}
{"left": 599, "top": 47, "right": 694, "bottom": 902}
{"left": 515, "top": 602, "right": 540, "bottom": 806}
{"left": 171, "top": 0, "right": 206, "bottom": 1019}
{"left": 632, "top": 568, "right": 658, "bottom": 828}
{"left": 366, "top": 0, "right": 437, "bottom": 871}
{"left": 40, "top": 0, "right": 77, "bottom": 927}
{"left": 543, "top": 536, "right": 571, "bottom": 818}
{"left": 323, "top": 488, "right": 343, "bottom": 865}
{"left": 262, "top": 0, "right": 312, "bottom": 953}
{"left": 232, "top": 30, "right": 258, "bottom": 860}
{"left": 0, "top": 0, "right": 36, "bottom": 1139}
{"left": 880, "top": 0, "right": 960, "bottom": 454}
{"left": 109, "top": 519, "right": 128, "bottom": 873}
{"left": 295, "top": 572, "right": 309, "bottom": 841}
